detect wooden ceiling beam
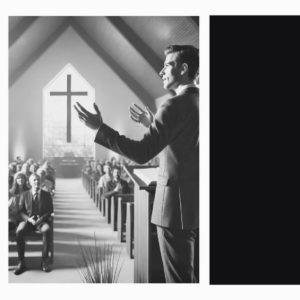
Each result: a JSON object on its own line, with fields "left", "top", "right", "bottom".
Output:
{"left": 9, "top": 16, "right": 39, "bottom": 47}
{"left": 70, "top": 19, "right": 156, "bottom": 112}
{"left": 9, "top": 20, "right": 70, "bottom": 87}
{"left": 107, "top": 17, "right": 163, "bottom": 73}
{"left": 191, "top": 16, "right": 199, "bottom": 27}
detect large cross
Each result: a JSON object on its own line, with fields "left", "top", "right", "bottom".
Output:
{"left": 50, "top": 74, "right": 88, "bottom": 143}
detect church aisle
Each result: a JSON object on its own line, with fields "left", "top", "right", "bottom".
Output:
{"left": 9, "top": 178, "right": 134, "bottom": 283}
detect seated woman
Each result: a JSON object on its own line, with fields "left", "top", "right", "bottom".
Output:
{"left": 9, "top": 172, "right": 30, "bottom": 226}
{"left": 93, "top": 163, "right": 103, "bottom": 182}
{"left": 8, "top": 162, "right": 17, "bottom": 189}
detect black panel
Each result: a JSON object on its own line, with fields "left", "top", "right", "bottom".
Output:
{"left": 210, "top": 16, "right": 300, "bottom": 284}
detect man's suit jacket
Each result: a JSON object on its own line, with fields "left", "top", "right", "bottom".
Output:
{"left": 94, "top": 87, "right": 199, "bottom": 229}
{"left": 18, "top": 189, "right": 53, "bottom": 223}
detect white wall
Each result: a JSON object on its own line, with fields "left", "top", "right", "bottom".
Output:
{"left": 9, "top": 26, "right": 147, "bottom": 162}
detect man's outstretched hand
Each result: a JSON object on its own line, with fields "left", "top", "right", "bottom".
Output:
{"left": 74, "top": 102, "right": 103, "bottom": 130}
{"left": 129, "top": 103, "right": 154, "bottom": 128}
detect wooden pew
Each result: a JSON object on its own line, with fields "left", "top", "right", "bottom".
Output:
{"left": 88, "top": 176, "right": 92, "bottom": 196}
{"left": 93, "top": 179, "right": 97, "bottom": 204}
{"left": 91, "top": 178, "right": 95, "bottom": 201}
{"left": 82, "top": 171, "right": 87, "bottom": 191}
{"left": 92, "top": 178, "right": 96, "bottom": 203}
{"left": 126, "top": 201, "right": 134, "bottom": 259}
{"left": 104, "top": 196, "right": 111, "bottom": 223}
{"left": 110, "top": 195, "right": 118, "bottom": 231}
{"left": 117, "top": 194, "right": 134, "bottom": 242}
{"left": 90, "top": 178, "right": 94, "bottom": 200}
{"left": 96, "top": 187, "right": 101, "bottom": 210}
{"left": 111, "top": 193, "right": 134, "bottom": 232}
{"left": 100, "top": 195, "right": 106, "bottom": 217}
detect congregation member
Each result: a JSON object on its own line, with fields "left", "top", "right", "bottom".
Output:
{"left": 14, "top": 174, "right": 53, "bottom": 275}
{"left": 43, "top": 161, "right": 56, "bottom": 189}
{"left": 16, "top": 156, "right": 23, "bottom": 165}
{"left": 97, "top": 163, "right": 114, "bottom": 198}
{"left": 42, "top": 174, "right": 55, "bottom": 196}
{"left": 75, "top": 44, "right": 199, "bottom": 283}
{"left": 110, "top": 156, "right": 119, "bottom": 169}
{"left": 36, "top": 167, "right": 46, "bottom": 185}
{"left": 20, "top": 163, "right": 31, "bottom": 178}
{"left": 41, "top": 161, "right": 56, "bottom": 179}
{"left": 16, "top": 163, "right": 22, "bottom": 172}
{"left": 8, "top": 162, "right": 17, "bottom": 189}
{"left": 29, "top": 163, "right": 39, "bottom": 176}
{"left": 9, "top": 172, "right": 30, "bottom": 226}
{"left": 93, "top": 162, "right": 103, "bottom": 182}
{"left": 26, "top": 158, "right": 34, "bottom": 168}
{"left": 9, "top": 172, "right": 29, "bottom": 198}
{"left": 83, "top": 160, "right": 92, "bottom": 175}
{"left": 111, "top": 168, "right": 131, "bottom": 195}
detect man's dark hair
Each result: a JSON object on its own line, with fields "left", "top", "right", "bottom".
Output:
{"left": 164, "top": 45, "right": 199, "bottom": 80}
{"left": 112, "top": 167, "right": 121, "bottom": 173}
{"left": 44, "top": 174, "right": 55, "bottom": 184}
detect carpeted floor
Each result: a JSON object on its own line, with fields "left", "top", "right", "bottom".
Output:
{"left": 9, "top": 178, "right": 134, "bottom": 283}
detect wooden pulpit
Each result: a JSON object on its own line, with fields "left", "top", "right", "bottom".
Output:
{"left": 125, "top": 166, "right": 165, "bottom": 283}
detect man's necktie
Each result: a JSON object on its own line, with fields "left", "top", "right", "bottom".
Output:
{"left": 32, "top": 192, "right": 39, "bottom": 216}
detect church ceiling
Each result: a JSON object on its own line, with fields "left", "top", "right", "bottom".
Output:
{"left": 9, "top": 16, "right": 198, "bottom": 103}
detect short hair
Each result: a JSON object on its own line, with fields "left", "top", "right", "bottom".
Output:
{"left": 29, "top": 173, "right": 40, "bottom": 184}
{"left": 164, "top": 45, "right": 199, "bottom": 80}
{"left": 103, "top": 163, "right": 111, "bottom": 171}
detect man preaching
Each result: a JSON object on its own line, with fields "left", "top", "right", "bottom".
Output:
{"left": 74, "top": 45, "right": 199, "bottom": 283}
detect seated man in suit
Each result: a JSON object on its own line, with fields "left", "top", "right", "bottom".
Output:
{"left": 97, "top": 163, "right": 113, "bottom": 195}
{"left": 111, "top": 167, "right": 131, "bottom": 195}
{"left": 74, "top": 44, "right": 199, "bottom": 283}
{"left": 14, "top": 173, "right": 53, "bottom": 275}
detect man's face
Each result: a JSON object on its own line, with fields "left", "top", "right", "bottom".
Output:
{"left": 44, "top": 179, "right": 53, "bottom": 190}
{"left": 30, "top": 176, "right": 40, "bottom": 190}
{"left": 113, "top": 169, "right": 120, "bottom": 181}
{"left": 104, "top": 165, "right": 111, "bottom": 175}
{"left": 159, "top": 52, "right": 182, "bottom": 91}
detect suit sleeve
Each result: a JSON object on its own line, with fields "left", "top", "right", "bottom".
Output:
{"left": 94, "top": 100, "right": 177, "bottom": 164}
{"left": 40, "top": 192, "right": 53, "bottom": 222}
{"left": 45, "top": 192, "right": 53, "bottom": 216}
{"left": 48, "top": 193, "right": 54, "bottom": 214}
